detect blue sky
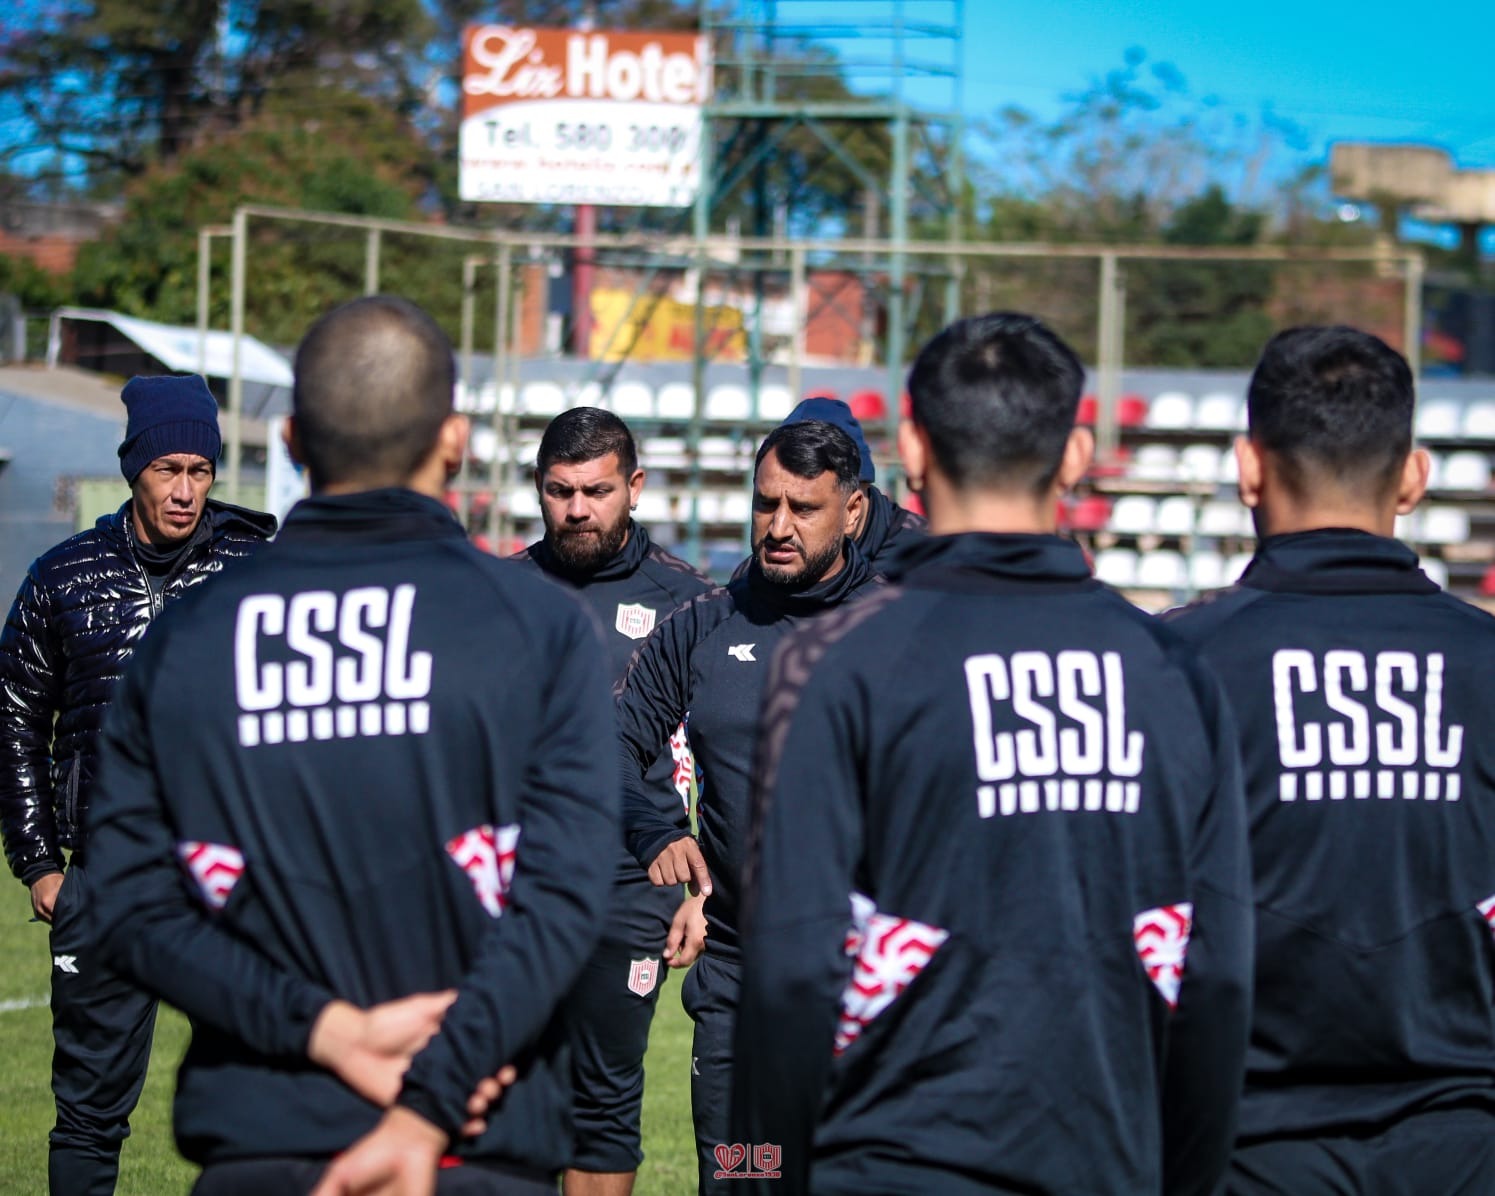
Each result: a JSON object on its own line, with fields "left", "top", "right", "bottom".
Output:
{"left": 958, "top": 0, "right": 1493, "bottom": 169}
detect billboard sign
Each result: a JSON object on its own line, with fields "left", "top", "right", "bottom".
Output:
{"left": 460, "top": 26, "right": 710, "bottom": 207}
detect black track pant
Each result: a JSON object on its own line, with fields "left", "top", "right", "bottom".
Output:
{"left": 192, "top": 1157, "right": 558, "bottom": 1195}
{"left": 47, "top": 860, "right": 158, "bottom": 1196}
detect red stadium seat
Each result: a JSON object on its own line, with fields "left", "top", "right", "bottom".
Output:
{"left": 1481, "top": 565, "right": 1495, "bottom": 598}
{"left": 899, "top": 391, "right": 912, "bottom": 419}
{"left": 1077, "top": 394, "right": 1098, "bottom": 426}
{"left": 1117, "top": 393, "right": 1149, "bottom": 427}
{"left": 903, "top": 492, "right": 925, "bottom": 517}
{"left": 848, "top": 389, "right": 887, "bottom": 423}
{"left": 1066, "top": 495, "right": 1113, "bottom": 533}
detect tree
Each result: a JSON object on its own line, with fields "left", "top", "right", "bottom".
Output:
{"left": 0, "top": 0, "right": 431, "bottom": 190}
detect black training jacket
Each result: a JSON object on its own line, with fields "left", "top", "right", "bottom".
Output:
{"left": 1166, "top": 529, "right": 1495, "bottom": 1144}
{"left": 733, "top": 534, "right": 1254, "bottom": 1196}
{"left": 512, "top": 523, "right": 715, "bottom": 884}
{"left": 0, "top": 499, "right": 275, "bottom": 884}
{"left": 84, "top": 490, "right": 618, "bottom": 1173}
{"left": 617, "top": 542, "right": 877, "bottom": 957}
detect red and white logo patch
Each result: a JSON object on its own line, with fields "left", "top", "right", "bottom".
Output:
{"left": 834, "top": 891, "right": 948, "bottom": 1054}
{"left": 445, "top": 824, "right": 520, "bottom": 917}
{"left": 1134, "top": 901, "right": 1194, "bottom": 1009}
{"left": 615, "top": 603, "right": 657, "bottom": 640}
{"left": 1477, "top": 894, "right": 1495, "bottom": 941}
{"left": 176, "top": 841, "right": 245, "bottom": 910}
{"left": 669, "top": 721, "right": 694, "bottom": 808}
{"left": 627, "top": 957, "right": 660, "bottom": 997}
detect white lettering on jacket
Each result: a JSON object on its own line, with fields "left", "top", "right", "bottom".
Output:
{"left": 964, "top": 650, "right": 1145, "bottom": 817}
{"left": 233, "top": 586, "right": 433, "bottom": 747}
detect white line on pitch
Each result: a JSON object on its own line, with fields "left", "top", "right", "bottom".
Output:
{"left": 0, "top": 995, "right": 48, "bottom": 1013}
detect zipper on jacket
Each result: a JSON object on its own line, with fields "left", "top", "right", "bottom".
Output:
{"left": 64, "top": 751, "right": 81, "bottom": 839}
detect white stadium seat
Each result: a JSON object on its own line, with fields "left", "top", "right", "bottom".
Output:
{"left": 1219, "top": 446, "right": 1240, "bottom": 483}
{"left": 1441, "top": 451, "right": 1492, "bottom": 493}
{"left": 758, "top": 385, "right": 795, "bottom": 421}
{"left": 508, "top": 489, "right": 541, "bottom": 519}
{"left": 520, "top": 381, "right": 565, "bottom": 415}
{"left": 640, "top": 436, "right": 687, "bottom": 468}
{"left": 1154, "top": 495, "right": 1196, "bottom": 537}
{"left": 514, "top": 436, "right": 541, "bottom": 467}
{"left": 721, "top": 491, "right": 752, "bottom": 523}
{"left": 657, "top": 383, "right": 695, "bottom": 419}
{"left": 634, "top": 491, "right": 673, "bottom": 523}
{"left": 1146, "top": 391, "right": 1195, "bottom": 429}
{"left": 699, "top": 437, "right": 740, "bottom": 469}
{"left": 1136, "top": 550, "right": 1188, "bottom": 590}
{"left": 1132, "top": 445, "right": 1179, "bottom": 481}
{"left": 467, "top": 425, "right": 497, "bottom": 463}
{"left": 1178, "top": 444, "right": 1222, "bottom": 484}
{"left": 1423, "top": 452, "right": 1444, "bottom": 491}
{"left": 1195, "top": 392, "right": 1244, "bottom": 431}
{"left": 1198, "top": 500, "right": 1250, "bottom": 538}
{"left": 1415, "top": 399, "right": 1461, "bottom": 439}
{"left": 1463, "top": 401, "right": 1495, "bottom": 440}
{"left": 609, "top": 381, "right": 654, "bottom": 418}
{"left": 1419, "top": 506, "right": 1470, "bottom": 545}
{"left": 1109, "top": 496, "right": 1156, "bottom": 535}
{"left": 1226, "top": 552, "right": 1255, "bottom": 583}
{"left": 1093, "top": 548, "right": 1138, "bottom": 587}
{"left": 1420, "top": 557, "right": 1449, "bottom": 589}
{"left": 705, "top": 385, "right": 751, "bottom": 421}
{"left": 1189, "top": 551, "right": 1227, "bottom": 592}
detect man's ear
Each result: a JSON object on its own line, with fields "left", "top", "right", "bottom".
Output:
{"left": 1235, "top": 435, "right": 1263, "bottom": 509}
{"left": 628, "top": 468, "right": 646, "bottom": 511}
{"left": 282, "top": 416, "right": 305, "bottom": 467}
{"left": 437, "top": 414, "right": 469, "bottom": 479}
{"left": 844, "top": 482, "right": 867, "bottom": 537}
{"left": 1056, "top": 426, "right": 1093, "bottom": 492}
{"left": 1395, "top": 447, "right": 1430, "bottom": 516}
{"left": 897, "top": 419, "right": 926, "bottom": 492}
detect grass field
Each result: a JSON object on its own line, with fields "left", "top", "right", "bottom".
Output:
{"left": 0, "top": 897, "right": 699, "bottom": 1194}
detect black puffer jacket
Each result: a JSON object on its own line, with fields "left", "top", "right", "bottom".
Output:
{"left": 0, "top": 500, "right": 276, "bottom": 884}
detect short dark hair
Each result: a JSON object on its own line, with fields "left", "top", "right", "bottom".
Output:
{"left": 1247, "top": 325, "right": 1413, "bottom": 499}
{"left": 906, "top": 312, "right": 1084, "bottom": 494}
{"left": 293, "top": 296, "right": 455, "bottom": 488}
{"left": 754, "top": 420, "right": 861, "bottom": 493}
{"left": 535, "top": 406, "right": 639, "bottom": 478}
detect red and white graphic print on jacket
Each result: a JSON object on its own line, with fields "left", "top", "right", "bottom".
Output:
{"left": 835, "top": 891, "right": 949, "bottom": 1055}
{"left": 446, "top": 824, "right": 521, "bottom": 917}
{"left": 176, "top": 841, "right": 246, "bottom": 910}
{"left": 1477, "top": 893, "right": 1495, "bottom": 942}
{"left": 669, "top": 721, "right": 693, "bottom": 809}
{"left": 1133, "top": 901, "right": 1194, "bottom": 1009}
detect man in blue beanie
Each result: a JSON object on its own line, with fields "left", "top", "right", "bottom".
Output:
{"left": 736, "top": 397, "right": 924, "bottom": 577}
{"left": 0, "top": 373, "right": 276, "bottom": 1194}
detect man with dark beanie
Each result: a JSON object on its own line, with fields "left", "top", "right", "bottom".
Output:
{"left": 732, "top": 397, "right": 924, "bottom": 579}
{"left": 0, "top": 373, "right": 275, "bottom": 1195}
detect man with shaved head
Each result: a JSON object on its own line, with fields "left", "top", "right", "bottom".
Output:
{"left": 85, "top": 295, "right": 619, "bottom": 1194}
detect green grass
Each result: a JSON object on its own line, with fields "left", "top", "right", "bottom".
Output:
{"left": 0, "top": 898, "right": 698, "bottom": 1194}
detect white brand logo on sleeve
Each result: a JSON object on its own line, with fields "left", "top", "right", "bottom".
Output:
{"left": 728, "top": 644, "right": 756, "bottom": 662}
{"left": 53, "top": 955, "right": 78, "bottom": 975}
{"left": 1271, "top": 649, "right": 1464, "bottom": 803}
{"left": 964, "top": 650, "right": 1145, "bottom": 818}
{"left": 233, "top": 586, "right": 433, "bottom": 747}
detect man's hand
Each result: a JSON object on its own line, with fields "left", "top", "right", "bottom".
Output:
{"left": 309, "top": 1106, "right": 447, "bottom": 1196}
{"left": 460, "top": 1064, "right": 519, "bottom": 1138}
{"left": 29, "top": 872, "right": 63, "bottom": 923}
{"left": 647, "top": 837, "right": 712, "bottom": 896}
{"left": 664, "top": 892, "right": 707, "bottom": 968}
{"left": 308, "top": 992, "right": 457, "bottom": 1107}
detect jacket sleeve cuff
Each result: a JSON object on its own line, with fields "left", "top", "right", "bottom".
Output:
{"left": 627, "top": 822, "right": 691, "bottom": 873}
{"left": 394, "top": 1080, "right": 461, "bottom": 1140}
{"left": 20, "top": 858, "right": 64, "bottom": 888}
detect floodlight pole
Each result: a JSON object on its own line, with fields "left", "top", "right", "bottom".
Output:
{"left": 227, "top": 207, "right": 248, "bottom": 503}
{"left": 196, "top": 223, "right": 232, "bottom": 374}
{"left": 1096, "top": 252, "right": 1124, "bottom": 460}
{"left": 364, "top": 229, "right": 382, "bottom": 296}
{"left": 457, "top": 255, "right": 479, "bottom": 527}
{"left": 491, "top": 243, "right": 512, "bottom": 550}
{"left": 1404, "top": 253, "right": 1425, "bottom": 378}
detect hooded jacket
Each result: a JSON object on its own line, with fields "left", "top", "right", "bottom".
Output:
{"left": 618, "top": 541, "right": 878, "bottom": 957}
{"left": 1166, "top": 529, "right": 1495, "bottom": 1144}
{"left": 734, "top": 534, "right": 1253, "bottom": 1196}
{"left": 0, "top": 499, "right": 275, "bottom": 884}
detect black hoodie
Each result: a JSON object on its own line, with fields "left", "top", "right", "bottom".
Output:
{"left": 85, "top": 489, "right": 618, "bottom": 1174}
{"left": 617, "top": 540, "right": 878, "bottom": 958}
{"left": 1167, "top": 529, "right": 1495, "bottom": 1144}
{"left": 734, "top": 533, "right": 1253, "bottom": 1196}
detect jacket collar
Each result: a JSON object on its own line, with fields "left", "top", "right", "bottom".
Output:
{"left": 856, "top": 485, "right": 901, "bottom": 561}
{"left": 883, "top": 532, "right": 1095, "bottom": 589}
{"left": 1240, "top": 528, "right": 1438, "bottom": 595}
{"left": 100, "top": 498, "right": 278, "bottom": 554}
{"left": 742, "top": 536, "right": 875, "bottom": 614}
{"left": 524, "top": 519, "right": 651, "bottom": 584}
{"left": 276, "top": 488, "right": 466, "bottom": 545}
